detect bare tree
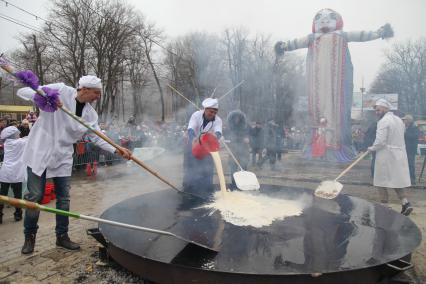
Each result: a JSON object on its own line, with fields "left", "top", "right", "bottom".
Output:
{"left": 88, "top": 0, "right": 137, "bottom": 117}
{"left": 371, "top": 38, "right": 426, "bottom": 116}
{"left": 12, "top": 33, "right": 53, "bottom": 85}
{"left": 223, "top": 28, "right": 248, "bottom": 109}
{"left": 45, "top": 0, "right": 97, "bottom": 85}
{"left": 135, "top": 19, "right": 166, "bottom": 121}
{"left": 126, "top": 36, "right": 149, "bottom": 122}
{"left": 166, "top": 33, "right": 225, "bottom": 108}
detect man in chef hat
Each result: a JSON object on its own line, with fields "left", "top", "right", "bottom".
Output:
{"left": 183, "top": 98, "right": 223, "bottom": 197}
{"left": 17, "top": 75, "right": 132, "bottom": 254}
{"left": 368, "top": 98, "right": 413, "bottom": 216}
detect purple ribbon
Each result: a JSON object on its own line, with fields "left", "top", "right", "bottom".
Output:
{"left": 15, "top": 70, "right": 40, "bottom": 90}
{"left": 34, "top": 87, "right": 60, "bottom": 112}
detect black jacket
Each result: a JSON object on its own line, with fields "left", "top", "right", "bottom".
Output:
{"left": 405, "top": 123, "right": 421, "bottom": 156}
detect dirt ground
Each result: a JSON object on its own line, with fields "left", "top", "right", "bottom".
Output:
{"left": 0, "top": 150, "right": 425, "bottom": 283}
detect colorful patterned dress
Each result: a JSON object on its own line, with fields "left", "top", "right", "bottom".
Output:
{"left": 278, "top": 9, "right": 392, "bottom": 162}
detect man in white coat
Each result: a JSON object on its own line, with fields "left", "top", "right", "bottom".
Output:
{"left": 183, "top": 98, "right": 222, "bottom": 197}
{"left": 368, "top": 98, "right": 413, "bottom": 216}
{"left": 0, "top": 126, "right": 28, "bottom": 224}
{"left": 18, "top": 75, "right": 132, "bottom": 254}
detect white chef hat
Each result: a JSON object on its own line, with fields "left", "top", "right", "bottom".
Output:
{"left": 0, "top": 126, "right": 20, "bottom": 140}
{"left": 202, "top": 98, "right": 219, "bottom": 109}
{"left": 78, "top": 75, "right": 102, "bottom": 89}
{"left": 373, "top": 98, "right": 392, "bottom": 109}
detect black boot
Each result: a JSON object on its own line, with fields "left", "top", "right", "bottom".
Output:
{"left": 14, "top": 208, "right": 23, "bottom": 221}
{"left": 0, "top": 205, "right": 3, "bottom": 224}
{"left": 56, "top": 233, "right": 80, "bottom": 250}
{"left": 401, "top": 202, "right": 413, "bottom": 216}
{"left": 21, "top": 234, "right": 36, "bottom": 254}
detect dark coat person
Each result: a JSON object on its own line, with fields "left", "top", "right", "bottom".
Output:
{"left": 363, "top": 121, "right": 377, "bottom": 178}
{"left": 259, "top": 120, "right": 279, "bottom": 170}
{"left": 249, "top": 122, "right": 264, "bottom": 166}
{"left": 18, "top": 119, "right": 31, "bottom": 138}
{"left": 402, "top": 115, "right": 421, "bottom": 185}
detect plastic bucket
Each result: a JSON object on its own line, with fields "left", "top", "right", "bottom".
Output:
{"left": 192, "top": 133, "right": 220, "bottom": 160}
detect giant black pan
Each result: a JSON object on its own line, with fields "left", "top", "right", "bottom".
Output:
{"left": 97, "top": 185, "right": 422, "bottom": 284}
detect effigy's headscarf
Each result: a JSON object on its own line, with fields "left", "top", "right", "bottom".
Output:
{"left": 312, "top": 8, "right": 343, "bottom": 33}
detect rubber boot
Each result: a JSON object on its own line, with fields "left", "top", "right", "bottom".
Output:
{"left": 56, "top": 233, "right": 80, "bottom": 251}
{"left": 21, "top": 234, "right": 36, "bottom": 254}
{"left": 14, "top": 208, "right": 23, "bottom": 221}
{"left": 0, "top": 205, "right": 3, "bottom": 224}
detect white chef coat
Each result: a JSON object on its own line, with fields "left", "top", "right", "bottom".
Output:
{"left": 188, "top": 110, "right": 222, "bottom": 136}
{"left": 0, "top": 137, "right": 28, "bottom": 183}
{"left": 17, "top": 83, "right": 115, "bottom": 178}
{"left": 370, "top": 112, "right": 411, "bottom": 188}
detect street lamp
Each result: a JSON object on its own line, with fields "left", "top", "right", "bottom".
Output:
{"left": 360, "top": 77, "right": 366, "bottom": 119}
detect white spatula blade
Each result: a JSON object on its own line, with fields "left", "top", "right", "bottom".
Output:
{"left": 233, "top": 171, "right": 260, "bottom": 191}
{"left": 314, "top": 180, "right": 343, "bottom": 199}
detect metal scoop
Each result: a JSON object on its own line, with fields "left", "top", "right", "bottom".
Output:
{"left": 221, "top": 140, "right": 260, "bottom": 191}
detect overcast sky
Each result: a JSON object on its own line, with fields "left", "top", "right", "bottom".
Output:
{"left": 1, "top": 0, "right": 425, "bottom": 90}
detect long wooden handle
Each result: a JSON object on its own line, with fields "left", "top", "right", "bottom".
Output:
{"left": 221, "top": 140, "right": 243, "bottom": 171}
{"left": 335, "top": 151, "right": 370, "bottom": 181}
{"left": 167, "top": 84, "right": 200, "bottom": 110}
{"left": 217, "top": 80, "right": 245, "bottom": 101}
{"left": 60, "top": 108, "right": 181, "bottom": 191}
{"left": 0, "top": 195, "right": 38, "bottom": 210}
{"left": 0, "top": 195, "right": 79, "bottom": 218}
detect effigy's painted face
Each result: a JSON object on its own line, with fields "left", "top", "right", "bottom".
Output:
{"left": 312, "top": 9, "right": 343, "bottom": 33}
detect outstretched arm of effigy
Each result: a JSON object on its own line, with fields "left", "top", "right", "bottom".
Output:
{"left": 346, "top": 23, "right": 394, "bottom": 42}
{"left": 275, "top": 35, "right": 311, "bottom": 56}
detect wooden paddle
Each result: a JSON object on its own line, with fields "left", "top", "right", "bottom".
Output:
{"left": 315, "top": 151, "right": 370, "bottom": 199}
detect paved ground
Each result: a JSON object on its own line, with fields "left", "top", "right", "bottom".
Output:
{"left": 0, "top": 150, "right": 425, "bottom": 283}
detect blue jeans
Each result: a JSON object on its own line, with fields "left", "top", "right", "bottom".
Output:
{"left": 24, "top": 167, "right": 71, "bottom": 236}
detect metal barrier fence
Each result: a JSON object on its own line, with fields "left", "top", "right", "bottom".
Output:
{"left": 72, "top": 142, "right": 123, "bottom": 169}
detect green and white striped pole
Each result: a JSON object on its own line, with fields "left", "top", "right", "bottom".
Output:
{"left": 0, "top": 195, "right": 217, "bottom": 252}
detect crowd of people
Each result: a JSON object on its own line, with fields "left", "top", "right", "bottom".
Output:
{"left": 0, "top": 80, "right": 422, "bottom": 254}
